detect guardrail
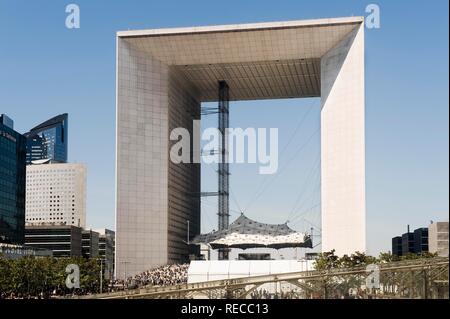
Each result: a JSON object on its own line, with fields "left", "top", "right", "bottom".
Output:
{"left": 75, "top": 257, "right": 448, "bottom": 299}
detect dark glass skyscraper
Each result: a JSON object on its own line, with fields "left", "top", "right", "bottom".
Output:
{"left": 413, "top": 228, "right": 429, "bottom": 254}
{"left": 0, "top": 114, "right": 26, "bottom": 244}
{"left": 24, "top": 113, "right": 68, "bottom": 164}
{"left": 392, "top": 236, "right": 403, "bottom": 257}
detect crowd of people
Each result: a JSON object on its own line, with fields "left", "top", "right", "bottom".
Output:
{"left": 109, "top": 263, "right": 189, "bottom": 291}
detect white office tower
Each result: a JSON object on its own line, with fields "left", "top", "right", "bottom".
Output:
{"left": 25, "top": 162, "right": 87, "bottom": 228}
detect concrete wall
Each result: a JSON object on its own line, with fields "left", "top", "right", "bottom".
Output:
{"left": 429, "top": 222, "right": 449, "bottom": 257}
{"left": 320, "top": 24, "right": 366, "bottom": 255}
{"left": 167, "top": 67, "right": 201, "bottom": 263}
{"left": 188, "top": 260, "right": 314, "bottom": 283}
{"left": 116, "top": 39, "right": 201, "bottom": 278}
{"left": 116, "top": 39, "right": 170, "bottom": 278}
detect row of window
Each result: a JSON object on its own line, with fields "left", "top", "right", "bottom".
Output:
{"left": 27, "top": 217, "right": 76, "bottom": 221}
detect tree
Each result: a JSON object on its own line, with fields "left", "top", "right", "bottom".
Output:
{"left": 378, "top": 251, "right": 394, "bottom": 263}
{"left": 314, "top": 250, "right": 340, "bottom": 271}
{"left": 0, "top": 255, "right": 107, "bottom": 298}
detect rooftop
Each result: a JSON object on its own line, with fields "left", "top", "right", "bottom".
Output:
{"left": 118, "top": 17, "right": 364, "bottom": 101}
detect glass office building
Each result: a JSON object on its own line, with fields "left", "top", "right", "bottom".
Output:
{"left": 81, "top": 229, "right": 99, "bottom": 259}
{"left": 96, "top": 228, "right": 115, "bottom": 280}
{"left": 392, "top": 236, "right": 403, "bottom": 257}
{"left": 25, "top": 225, "right": 82, "bottom": 257}
{"left": 0, "top": 114, "right": 26, "bottom": 244}
{"left": 25, "top": 113, "right": 68, "bottom": 164}
{"left": 413, "top": 227, "right": 429, "bottom": 254}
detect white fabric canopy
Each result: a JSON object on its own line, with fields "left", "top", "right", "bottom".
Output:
{"left": 191, "top": 214, "right": 312, "bottom": 249}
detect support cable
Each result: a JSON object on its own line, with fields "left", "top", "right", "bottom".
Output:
{"left": 286, "top": 151, "right": 321, "bottom": 222}
{"left": 243, "top": 127, "right": 320, "bottom": 214}
{"left": 242, "top": 100, "right": 318, "bottom": 213}
{"left": 288, "top": 161, "right": 321, "bottom": 223}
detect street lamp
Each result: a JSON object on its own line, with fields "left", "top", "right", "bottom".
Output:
{"left": 99, "top": 259, "right": 103, "bottom": 294}
{"left": 121, "top": 261, "right": 130, "bottom": 288}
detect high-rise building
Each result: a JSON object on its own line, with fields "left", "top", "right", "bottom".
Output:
{"left": 25, "top": 162, "right": 87, "bottom": 228}
{"left": 392, "top": 226, "right": 430, "bottom": 257}
{"left": 401, "top": 232, "right": 415, "bottom": 255}
{"left": 0, "top": 114, "right": 26, "bottom": 244}
{"left": 392, "top": 236, "right": 403, "bottom": 257}
{"left": 82, "top": 229, "right": 99, "bottom": 258}
{"left": 25, "top": 225, "right": 82, "bottom": 257}
{"left": 26, "top": 134, "right": 47, "bottom": 164}
{"left": 0, "top": 114, "right": 14, "bottom": 129}
{"left": 428, "top": 221, "right": 449, "bottom": 257}
{"left": 413, "top": 227, "right": 429, "bottom": 254}
{"left": 24, "top": 113, "right": 68, "bottom": 165}
{"left": 96, "top": 228, "right": 115, "bottom": 280}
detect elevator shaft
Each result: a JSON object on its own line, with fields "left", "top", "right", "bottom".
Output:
{"left": 218, "top": 80, "right": 230, "bottom": 260}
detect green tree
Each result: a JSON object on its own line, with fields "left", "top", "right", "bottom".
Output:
{"left": 378, "top": 251, "right": 394, "bottom": 263}
{"left": 314, "top": 250, "right": 340, "bottom": 270}
{"left": 0, "top": 255, "right": 108, "bottom": 298}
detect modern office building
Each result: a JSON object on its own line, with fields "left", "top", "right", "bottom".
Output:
{"left": 24, "top": 113, "right": 68, "bottom": 165}
{"left": 0, "top": 114, "right": 26, "bottom": 244}
{"left": 392, "top": 226, "right": 431, "bottom": 257}
{"left": 402, "top": 230, "right": 416, "bottom": 255}
{"left": 428, "top": 221, "right": 449, "bottom": 257}
{"left": 25, "top": 225, "right": 82, "bottom": 257}
{"left": 82, "top": 229, "right": 99, "bottom": 259}
{"left": 392, "top": 236, "right": 403, "bottom": 257}
{"left": 25, "top": 162, "right": 87, "bottom": 228}
{"left": 0, "top": 114, "right": 14, "bottom": 128}
{"left": 115, "top": 17, "right": 366, "bottom": 278}
{"left": 96, "top": 228, "right": 115, "bottom": 279}
{"left": 413, "top": 227, "right": 429, "bottom": 254}
{"left": 26, "top": 134, "right": 47, "bottom": 164}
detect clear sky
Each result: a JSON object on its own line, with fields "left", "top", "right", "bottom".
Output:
{"left": 0, "top": 0, "right": 448, "bottom": 256}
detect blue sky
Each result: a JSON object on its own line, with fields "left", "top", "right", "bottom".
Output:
{"left": 0, "top": 0, "right": 448, "bottom": 255}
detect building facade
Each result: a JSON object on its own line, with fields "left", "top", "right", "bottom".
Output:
{"left": 0, "top": 114, "right": 26, "bottom": 244}
{"left": 25, "top": 225, "right": 82, "bottom": 257}
{"left": 26, "top": 134, "right": 47, "bottom": 164}
{"left": 82, "top": 229, "right": 99, "bottom": 259}
{"left": 24, "top": 113, "right": 68, "bottom": 165}
{"left": 116, "top": 17, "right": 366, "bottom": 278}
{"left": 413, "top": 227, "right": 429, "bottom": 254}
{"left": 392, "top": 226, "right": 430, "bottom": 257}
{"left": 0, "top": 114, "right": 14, "bottom": 128}
{"left": 392, "top": 236, "right": 403, "bottom": 257}
{"left": 401, "top": 232, "right": 416, "bottom": 255}
{"left": 25, "top": 163, "right": 87, "bottom": 228}
{"left": 96, "top": 228, "right": 115, "bottom": 280}
{"left": 428, "top": 222, "right": 449, "bottom": 257}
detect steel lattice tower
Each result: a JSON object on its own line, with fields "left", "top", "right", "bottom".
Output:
{"left": 218, "top": 80, "right": 230, "bottom": 260}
